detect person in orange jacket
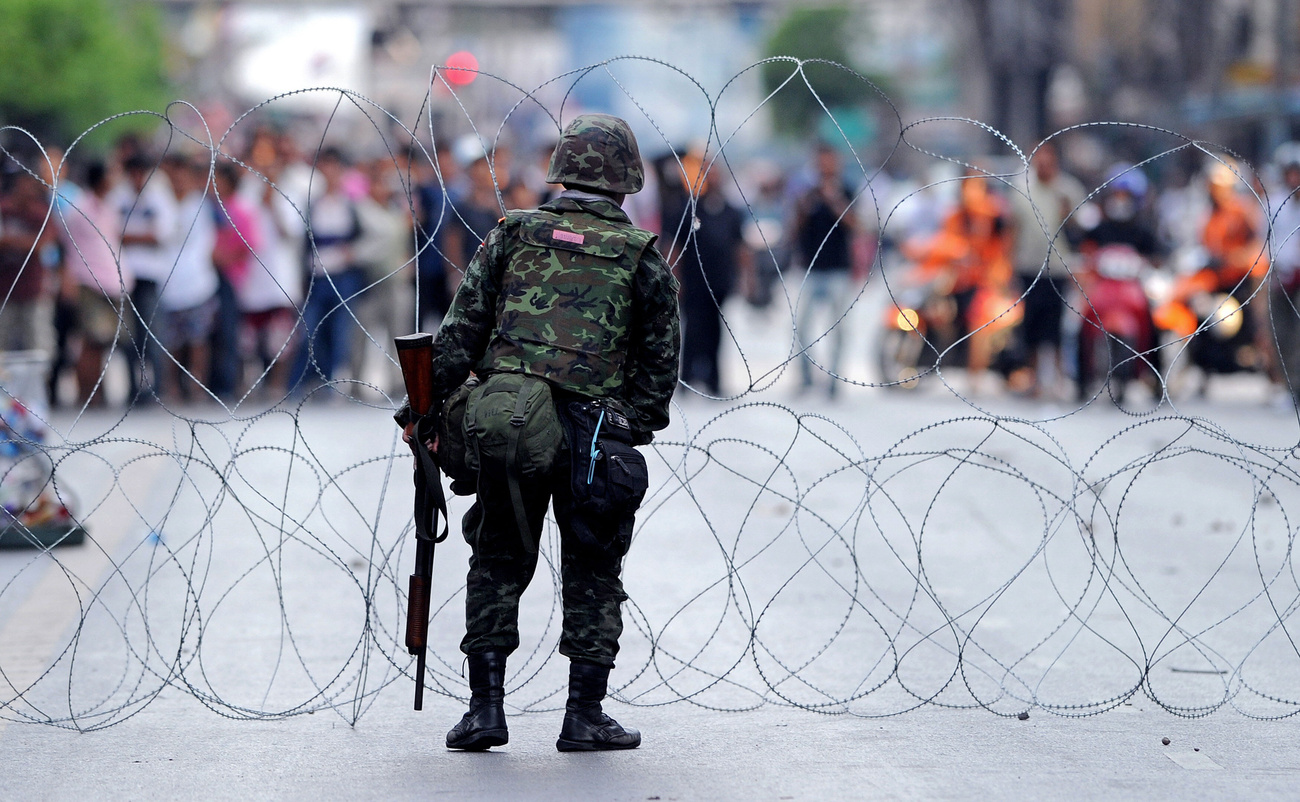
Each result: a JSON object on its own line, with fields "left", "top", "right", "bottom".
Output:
{"left": 1202, "top": 161, "right": 1266, "bottom": 289}
{"left": 906, "top": 169, "right": 1017, "bottom": 392}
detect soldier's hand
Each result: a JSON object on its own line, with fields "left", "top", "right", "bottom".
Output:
{"left": 402, "top": 422, "right": 437, "bottom": 454}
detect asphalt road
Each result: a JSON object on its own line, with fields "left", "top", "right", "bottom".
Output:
{"left": 4, "top": 289, "right": 1300, "bottom": 799}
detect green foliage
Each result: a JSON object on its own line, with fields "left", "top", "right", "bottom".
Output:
{"left": 0, "top": 0, "right": 169, "bottom": 147}
{"left": 761, "top": 6, "right": 886, "bottom": 139}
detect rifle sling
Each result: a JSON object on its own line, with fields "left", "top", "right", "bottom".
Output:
{"left": 412, "top": 415, "right": 449, "bottom": 544}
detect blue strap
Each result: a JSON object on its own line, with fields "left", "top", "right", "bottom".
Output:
{"left": 587, "top": 409, "right": 605, "bottom": 484}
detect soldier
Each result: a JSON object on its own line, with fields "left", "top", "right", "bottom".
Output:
{"left": 404, "top": 114, "right": 680, "bottom": 751}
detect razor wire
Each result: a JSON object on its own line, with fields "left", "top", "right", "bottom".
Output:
{"left": 0, "top": 56, "right": 1299, "bottom": 732}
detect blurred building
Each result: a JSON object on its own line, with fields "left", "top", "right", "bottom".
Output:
{"left": 151, "top": 1, "right": 1300, "bottom": 169}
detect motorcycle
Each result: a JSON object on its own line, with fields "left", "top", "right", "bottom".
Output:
{"left": 1151, "top": 247, "right": 1263, "bottom": 395}
{"left": 1075, "top": 244, "right": 1158, "bottom": 402}
{"left": 877, "top": 274, "right": 1024, "bottom": 389}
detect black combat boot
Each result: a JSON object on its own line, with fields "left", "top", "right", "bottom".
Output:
{"left": 446, "top": 652, "right": 508, "bottom": 751}
{"left": 555, "top": 661, "right": 640, "bottom": 752}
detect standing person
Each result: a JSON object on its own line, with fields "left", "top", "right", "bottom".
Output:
{"left": 906, "top": 170, "right": 1015, "bottom": 394}
{"left": 291, "top": 147, "right": 364, "bottom": 394}
{"left": 0, "top": 169, "right": 57, "bottom": 355}
{"left": 1203, "top": 161, "right": 1264, "bottom": 291}
{"left": 42, "top": 148, "right": 79, "bottom": 407}
{"left": 238, "top": 140, "right": 304, "bottom": 399}
{"left": 411, "top": 141, "right": 457, "bottom": 332}
{"left": 350, "top": 157, "right": 414, "bottom": 396}
{"left": 156, "top": 154, "right": 220, "bottom": 404}
{"left": 57, "top": 161, "right": 132, "bottom": 407}
{"left": 210, "top": 161, "right": 262, "bottom": 400}
{"left": 1268, "top": 144, "right": 1300, "bottom": 405}
{"left": 789, "top": 143, "right": 859, "bottom": 397}
{"left": 402, "top": 114, "right": 679, "bottom": 752}
{"left": 675, "top": 154, "right": 749, "bottom": 396}
{"left": 112, "top": 153, "right": 176, "bottom": 402}
{"left": 443, "top": 137, "right": 506, "bottom": 296}
{"left": 1202, "top": 160, "right": 1269, "bottom": 383}
{"left": 1009, "top": 143, "right": 1086, "bottom": 398}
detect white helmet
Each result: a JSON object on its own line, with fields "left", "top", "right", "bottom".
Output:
{"left": 1274, "top": 142, "right": 1300, "bottom": 172}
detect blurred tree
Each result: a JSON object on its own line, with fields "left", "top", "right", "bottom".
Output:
{"left": 0, "top": 0, "right": 168, "bottom": 146}
{"left": 760, "top": 6, "right": 887, "bottom": 139}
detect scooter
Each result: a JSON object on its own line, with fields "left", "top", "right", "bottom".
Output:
{"left": 1075, "top": 244, "right": 1157, "bottom": 402}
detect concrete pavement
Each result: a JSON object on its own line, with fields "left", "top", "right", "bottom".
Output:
{"left": 4, "top": 287, "right": 1300, "bottom": 798}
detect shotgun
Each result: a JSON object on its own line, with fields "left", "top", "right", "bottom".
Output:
{"left": 395, "top": 332, "right": 448, "bottom": 711}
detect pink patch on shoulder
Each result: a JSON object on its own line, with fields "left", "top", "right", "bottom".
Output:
{"left": 552, "top": 229, "right": 585, "bottom": 245}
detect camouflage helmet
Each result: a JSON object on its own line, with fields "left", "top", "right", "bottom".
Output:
{"left": 546, "top": 114, "right": 644, "bottom": 195}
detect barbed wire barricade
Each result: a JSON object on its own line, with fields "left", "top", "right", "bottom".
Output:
{"left": 1, "top": 58, "right": 1299, "bottom": 731}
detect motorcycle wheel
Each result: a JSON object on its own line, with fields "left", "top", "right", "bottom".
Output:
{"left": 1104, "top": 334, "right": 1137, "bottom": 405}
{"left": 877, "top": 328, "right": 927, "bottom": 390}
{"left": 1077, "top": 328, "right": 1135, "bottom": 404}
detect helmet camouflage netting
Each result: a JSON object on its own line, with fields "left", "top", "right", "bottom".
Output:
{"left": 545, "top": 113, "right": 645, "bottom": 195}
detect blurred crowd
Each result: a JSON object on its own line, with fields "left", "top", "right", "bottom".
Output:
{"left": 3, "top": 124, "right": 1300, "bottom": 412}
{"left": 880, "top": 141, "right": 1300, "bottom": 405}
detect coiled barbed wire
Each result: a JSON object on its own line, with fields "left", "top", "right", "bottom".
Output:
{"left": 0, "top": 58, "right": 1298, "bottom": 732}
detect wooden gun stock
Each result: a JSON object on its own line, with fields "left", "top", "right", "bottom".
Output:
{"left": 395, "top": 332, "right": 440, "bottom": 711}
{"left": 396, "top": 333, "right": 436, "bottom": 417}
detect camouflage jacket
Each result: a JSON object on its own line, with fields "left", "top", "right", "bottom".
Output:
{"left": 430, "top": 194, "right": 680, "bottom": 443}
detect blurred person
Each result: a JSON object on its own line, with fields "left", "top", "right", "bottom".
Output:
{"left": 111, "top": 152, "right": 176, "bottom": 402}
{"left": 1267, "top": 144, "right": 1300, "bottom": 405}
{"left": 112, "top": 133, "right": 146, "bottom": 172}
{"left": 1081, "top": 165, "right": 1160, "bottom": 257}
{"left": 349, "top": 157, "right": 414, "bottom": 396}
{"left": 737, "top": 159, "right": 788, "bottom": 309}
{"left": 1155, "top": 155, "right": 1209, "bottom": 256}
{"left": 40, "top": 147, "right": 79, "bottom": 406}
{"left": 905, "top": 169, "right": 1015, "bottom": 394}
{"left": 156, "top": 153, "right": 220, "bottom": 404}
{"left": 493, "top": 143, "right": 535, "bottom": 210}
{"left": 1080, "top": 164, "right": 1164, "bottom": 397}
{"left": 443, "top": 137, "right": 505, "bottom": 295}
{"left": 519, "top": 140, "right": 565, "bottom": 208}
{"left": 210, "top": 161, "right": 262, "bottom": 401}
{"left": 237, "top": 138, "right": 304, "bottom": 399}
{"left": 1203, "top": 160, "right": 1265, "bottom": 290}
{"left": 674, "top": 153, "right": 749, "bottom": 396}
{"left": 0, "top": 168, "right": 57, "bottom": 355}
{"left": 788, "top": 143, "right": 861, "bottom": 398}
{"left": 1009, "top": 142, "right": 1086, "bottom": 398}
{"left": 1203, "top": 160, "right": 1272, "bottom": 386}
{"left": 620, "top": 144, "right": 660, "bottom": 235}
{"left": 275, "top": 129, "right": 315, "bottom": 212}
{"left": 653, "top": 151, "right": 691, "bottom": 253}
{"left": 291, "top": 146, "right": 364, "bottom": 394}
{"left": 411, "top": 141, "right": 457, "bottom": 331}
{"left": 57, "top": 160, "right": 132, "bottom": 407}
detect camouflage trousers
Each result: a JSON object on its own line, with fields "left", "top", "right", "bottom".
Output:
{"left": 460, "top": 451, "right": 632, "bottom": 667}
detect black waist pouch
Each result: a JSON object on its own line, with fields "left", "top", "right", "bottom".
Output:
{"left": 559, "top": 399, "right": 649, "bottom": 518}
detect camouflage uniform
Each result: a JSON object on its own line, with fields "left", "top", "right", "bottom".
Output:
{"left": 429, "top": 117, "right": 680, "bottom": 668}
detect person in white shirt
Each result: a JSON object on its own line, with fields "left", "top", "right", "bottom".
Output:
{"left": 237, "top": 142, "right": 305, "bottom": 400}
{"left": 111, "top": 153, "right": 176, "bottom": 401}
{"left": 349, "top": 157, "right": 413, "bottom": 396}
{"left": 1008, "top": 142, "right": 1087, "bottom": 398}
{"left": 290, "top": 146, "right": 364, "bottom": 395}
{"left": 157, "top": 153, "right": 219, "bottom": 403}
